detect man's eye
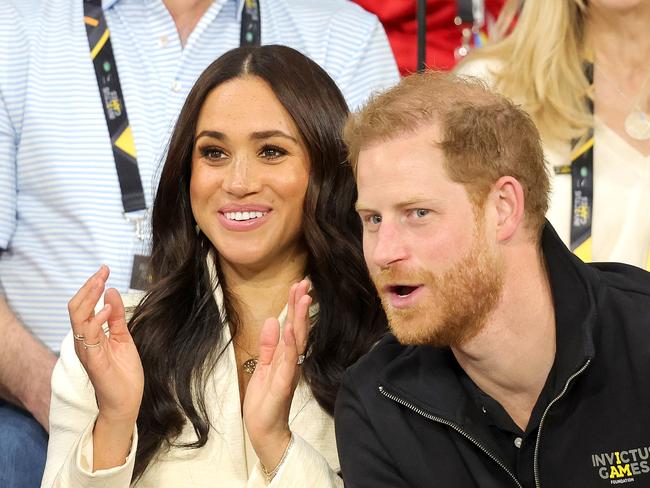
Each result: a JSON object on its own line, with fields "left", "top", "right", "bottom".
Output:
{"left": 414, "top": 209, "right": 429, "bottom": 218}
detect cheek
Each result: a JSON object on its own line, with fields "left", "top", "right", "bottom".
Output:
{"left": 362, "top": 233, "right": 376, "bottom": 270}
{"left": 272, "top": 169, "right": 310, "bottom": 208}
{"left": 188, "top": 176, "right": 207, "bottom": 217}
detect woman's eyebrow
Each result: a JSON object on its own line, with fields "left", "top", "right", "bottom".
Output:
{"left": 194, "top": 129, "right": 298, "bottom": 143}
{"left": 195, "top": 130, "right": 227, "bottom": 141}
{"left": 250, "top": 130, "right": 298, "bottom": 143}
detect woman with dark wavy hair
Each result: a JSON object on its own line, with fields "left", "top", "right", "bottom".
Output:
{"left": 42, "top": 45, "right": 386, "bottom": 487}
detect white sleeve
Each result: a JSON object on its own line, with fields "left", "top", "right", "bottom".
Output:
{"left": 247, "top": 433, "right": 343, "bottom": 488}
{"left": 41, "top": 331, "right": 137, "bottom": 488}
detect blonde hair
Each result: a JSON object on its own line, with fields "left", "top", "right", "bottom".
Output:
{"left": 459, "top": 0, "right": 592, "bottom": 143}
{"left": 344, "top": 71, "right": 550, "bottom": 236}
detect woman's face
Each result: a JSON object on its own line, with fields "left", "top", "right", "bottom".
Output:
{"left": 190, "top": 76, "right": 310, "bottom": 272}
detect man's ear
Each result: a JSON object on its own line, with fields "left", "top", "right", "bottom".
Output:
{"left": 492, "top": 176, "right": 525, "bottom": 242}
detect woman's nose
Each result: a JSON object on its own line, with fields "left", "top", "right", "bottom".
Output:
{"left": 222, "top": 156, "right": 261, "bottom": 197}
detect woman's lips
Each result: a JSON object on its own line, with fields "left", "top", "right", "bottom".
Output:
{"left": 217, "top": 209, "right": 272, "bottom": 232}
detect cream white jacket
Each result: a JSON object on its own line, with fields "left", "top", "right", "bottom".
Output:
{"left": 41, "top": 291, "right": 342, "bottom": 488}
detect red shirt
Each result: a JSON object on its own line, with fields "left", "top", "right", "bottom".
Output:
{"left": 353, "top": 0, "right": 506, "bottom": 74}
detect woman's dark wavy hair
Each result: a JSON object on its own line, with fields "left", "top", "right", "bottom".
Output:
{"left": 127, "top": 45, "right": 386, "bottom": 481}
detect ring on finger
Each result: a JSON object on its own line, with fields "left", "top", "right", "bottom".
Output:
{"left": 83, "top": 339, "right": 102, "bottom": 350}
{"left": 297, "top": 354, "right": 306, "bottom": 365}
{"left": 73, "top": 333, "right": 85, "bottom": 342}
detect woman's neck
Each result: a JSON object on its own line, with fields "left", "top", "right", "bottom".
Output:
{"left": 586, "top": 3, "right": 650, "bottom": 154}
{"left": 219, "top": 247, "right": 308, "bottom": 343}
{"left": 587, "top": 3, "right": 650, "bottom": 73}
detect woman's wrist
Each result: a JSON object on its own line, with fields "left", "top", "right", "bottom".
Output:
{"left": 254, "top": 429, "right": 292, "bottom": 478}
{"left": 259, "top": 432, "right": 294, "bottom": 482}
{"left": 92, "top": 415, "right": 137, "bottom": 471}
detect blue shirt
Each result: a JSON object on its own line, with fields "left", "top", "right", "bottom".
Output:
{"left": 0, "top": 0, "right": 399, "bottom": 351}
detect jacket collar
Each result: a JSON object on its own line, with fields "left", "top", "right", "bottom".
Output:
{"left": 378, "top": 222, "right": 598, "bottom": 427}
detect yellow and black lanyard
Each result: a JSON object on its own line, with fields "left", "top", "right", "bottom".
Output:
{"left": 82, "top": 0, "right": 261, "bottom": 288}
{"left": 555, "top": 63, "right": 595, "bottom": 263}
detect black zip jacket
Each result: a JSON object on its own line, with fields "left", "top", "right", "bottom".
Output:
{"left": 335, "top": 224, "right": 650, "bottom": 488}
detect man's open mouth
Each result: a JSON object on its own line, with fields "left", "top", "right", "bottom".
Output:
{"left": 389, "top": 285, "right": 420, "bottom": 297}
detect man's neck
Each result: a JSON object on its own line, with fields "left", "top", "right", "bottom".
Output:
{"left": 163, "top": 0, "right": 213, "bottom": 46}
{"left": 452, "top": 245, "right": 556, "bottom": 431}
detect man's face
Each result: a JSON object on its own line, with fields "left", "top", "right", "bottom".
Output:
{"left": 355, "top": 126, "right": 503, "bottom": 347}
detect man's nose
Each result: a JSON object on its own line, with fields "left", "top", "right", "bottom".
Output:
{"left": 370, "top": 220, "right": 409, "bottom": 270}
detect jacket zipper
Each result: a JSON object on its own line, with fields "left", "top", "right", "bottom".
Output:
{"left": 378, "top": 385, "right": 523, "bottom": 488}
{"left": 533, "top": 358, "right": 591, "bottom": 488}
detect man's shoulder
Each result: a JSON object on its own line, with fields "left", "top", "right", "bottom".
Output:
{"left": 0, "top": 0, "right": 66, "bottom": 53}
{"left": 0, "top": 0, "right": 43, "bottom": 31}
{"left": 589, "top": 262, "right": 650, "bottom": 323}
{"left": 276, "top": 0, "right": 381, "bottom": 41}
{"left": 282, "top": 0, "right": 380, "bottom": 24}
{"left": 343, "top": 334, "right": 410, "bottom": 389}
{"left": 0, "top": 0, "right": 41, "bottom": 16}
{"left": 591, "top": 262, "right": 650, "bottom": 297}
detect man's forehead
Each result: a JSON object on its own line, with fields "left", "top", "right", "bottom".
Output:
{"left": 356, "top": 122, "right": 442, "bottom": 158}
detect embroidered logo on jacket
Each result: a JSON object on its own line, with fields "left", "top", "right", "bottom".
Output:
{"left": 592, "top": 447, "right": 650, "bottom": 484}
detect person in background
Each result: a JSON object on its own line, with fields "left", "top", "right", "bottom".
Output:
{"left": 42, "top": 44, "right": 387, "bottom": 487}
{"left": 457, "top": 0, "right": 650, "bottom": 269}
{"left": 335, "top": 70, "right": 650, "bottom": 487}
{"left": 354, "top": 0, "right": 506, "bottom": 74}
{"left": 0, "top": 0, "right": 398, "bottom": 486}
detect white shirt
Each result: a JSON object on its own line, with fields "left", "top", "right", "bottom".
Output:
{"left": 0, "top": 0, "right": 400, "bottom": 351}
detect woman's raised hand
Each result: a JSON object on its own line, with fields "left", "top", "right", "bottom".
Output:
{"left": 67, "top": 265, "right": 144, "bottom": 461}
{"left": 243, "top": 279, "right": 312, "bottom": 474}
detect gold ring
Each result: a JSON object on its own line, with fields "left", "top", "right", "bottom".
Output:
{"left": 83, "top": 340, "right": 101, "bottom": 350}
{"left": 73, "top": 333, "right": 85, "bottom": 342}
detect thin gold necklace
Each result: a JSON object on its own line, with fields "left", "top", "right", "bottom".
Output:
{"left": 234, "top": 340, "right": 258, "bottom": 375}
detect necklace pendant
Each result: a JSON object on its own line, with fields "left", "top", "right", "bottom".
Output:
{"left": 624, "top": 110, "right": 650, "bottom": 141}
{"left": 242, "top": 357, "right": 258, "bottom": 375}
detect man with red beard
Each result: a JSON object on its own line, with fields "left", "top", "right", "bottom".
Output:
{"left": 335, "top": 71, "right": 650, "bottom": 487}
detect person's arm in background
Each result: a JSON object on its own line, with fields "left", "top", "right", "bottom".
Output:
{"left": 0, "top": 0, "right": 58, "bottom": 432}
{"left": 335, "top": 375, "right": 410, "bottom": 487}
{"left": 0, "top": 297, "right": 57, "bottom": 431}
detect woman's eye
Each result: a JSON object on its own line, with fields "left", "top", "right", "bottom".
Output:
{"left": 200, "top": 147, "right": 226, "bottom": 161}
{"left": 260, "top": 145, "right": 287, "bottom": 160}
{"left": 414, "top": 209, "right": 429, "bottom": 218}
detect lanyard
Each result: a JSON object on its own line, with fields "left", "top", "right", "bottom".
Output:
{"left": 555, "top": 63, "right": 594, "bottom": 263}
{"left": 82, "top": 0, "right": 261, "bottom": 219}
